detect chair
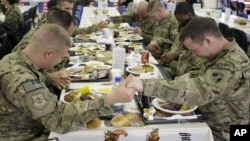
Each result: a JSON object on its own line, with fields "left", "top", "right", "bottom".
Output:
{"left": 20, "top": 18, "right": 33, "bottom": 39}
{"left": 218, "top": 22, "right": 232, "bottom": 38}
{"left": 22, "top": 11, "right": 29, "bottom": 21}
{"left": 76, "top": 5, "right": 83, "bottom": 13}
{"left": 74, "top": 11, "right": 82, "bottom": 27}
{"left": 118, "top": 5, "right": 126, "bottom": 14}
{"left": 230, "top": 27, "right": 249, "bottom": 54}
{"left": 28, "top": 5, "right": 38, "bottom": 27}
{"left": 0, "top": 33, "right": 8, "bottom": 59}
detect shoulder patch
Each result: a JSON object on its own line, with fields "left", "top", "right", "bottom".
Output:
{"left": 31, "top": 93, "right": 48, "bottom": 110}
{"left": 211, "top": 71, "right": 224, "bottom": 83}
{"left": 22, "top": 80, "right": 43, "bottom": 93}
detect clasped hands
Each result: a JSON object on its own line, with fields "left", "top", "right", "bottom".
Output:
{"left": 147, "top": 41, "right": 164, "bottom": 54}
{"left": 48, "top": 69, "right": 71, "bottom": 90}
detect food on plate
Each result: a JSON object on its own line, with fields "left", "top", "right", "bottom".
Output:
{"left": 128, "top": 64, "right": 154, "bottom": 73}
{"left": 104, "top": 129, "right": 128, "bottom": 141}
{"left": 124, "top": 111, "right": 145, "bottom": 126}
{"left": 78, "top": 85, "right": 90, "bottom": 95}
{"left": 93, "top": 9, "right": 109, "bottom": 14}
{"left": 84, "top": 66, "right": 95, "bottom": 73}
{"left": 146, "top": 128, "right": 160, "bottom": 141}
{"left": 98, "top": 87, "right": 112, "bottom": 94}
{"left": 63, "top": 87, "right": 95, "bottom": 103}
{"left": 81, "top": 34, "right": 89, "bottom": 38}
{"left": 86, "top": 118, "right": 101, "bottom": 129}
{"left": 158, "top": 99, "right": 194, "bottom": 111}
{"left": 129, "top": 35, "right": 142, "bottom": 40}
{"left": 111, "top": 114, "right": 130, "bottom": 127}
{"left": 234, "top": 18, "right": 247, "bottom": 25}
{"left": 143, "top": 106, "right": 156, "bottom": 120}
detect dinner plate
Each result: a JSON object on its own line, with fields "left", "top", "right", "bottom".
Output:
{"left": 126, "top": 64, "right": 155, "bottom": 75}
{"left": 128, "top": 35, "right": 143, "bottom": 41}
{"left": 85, "top": 60, "right": 105, "bottom": 66}
{"left": 66, "top": 66, "right": 84, "bottom": 75}
{"left": 93, "top": 65, "right": 112, "bottom": 71}
{"left": 92, "top": 85, "right": 113, "bottom": 94}
{"left": 114, "top": 37, "right": 128, "bottom": 42}
{"left": 152, "top": 98, "right": 198, "bottom": 114}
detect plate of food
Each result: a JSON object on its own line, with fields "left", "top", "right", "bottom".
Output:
{"left": 85, "top": 60, "right": 105, "bottom": 66}
{"left": 126, "top": 64, "right": 155, "bottom": 75}
{"left": 152, "top": 98, "right": 198, "bottom": 114}
{"left": 61, "top": 87, "right": 97, "bottom": 104}
{"left": 93, "top": 64, "right": 112, "bottom": 71}
{"left": 128, "top": 35, "right": 143, "bottom": 41}
{"left": 93, "top": 85, "right": 113, "bottom": 94}
{"left": 114, "top": 37, "right": 128, "bottom": 42}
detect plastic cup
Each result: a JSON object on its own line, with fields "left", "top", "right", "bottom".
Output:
{"left": 109, "top": 69, "right": 122, "bottom": 82}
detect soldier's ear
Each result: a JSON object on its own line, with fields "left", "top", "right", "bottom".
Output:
{"left": 43, "top": 49, "right": 54, "bottom": 59}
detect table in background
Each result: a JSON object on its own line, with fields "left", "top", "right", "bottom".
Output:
{"left": 79, "top": 7, "right": 120, "bottom": 28}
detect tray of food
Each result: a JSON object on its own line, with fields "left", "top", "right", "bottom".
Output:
{"left": 134, "top": 95, "right": 204, "bottom": 124}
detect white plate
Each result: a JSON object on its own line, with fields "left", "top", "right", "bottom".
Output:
{"left": 93, "top": 85, "right": 113, "bottom": 94}
{"left": 66, "top": 66, "right": 84, "bottom": 75}
{"left": 85, "top": 60, "right": 104, "bottom": 66}
{"left": 93, "top": 65, "right": 112, "bottom": 70}
{"left": 152, "top": 98, "right": 198, "bottom": 114}
{"left": 126, "top": 64, "right": 155, "bottom": 75}
{"left": 128, "top": 35, "right": 143, "bottom": 41}
{"left": 114, "top": 37, "right": 128, "bottom": 42}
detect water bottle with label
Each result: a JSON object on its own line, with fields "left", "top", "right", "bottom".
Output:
{"left": 112, "top": 76, "right": 124, "bottom": 116}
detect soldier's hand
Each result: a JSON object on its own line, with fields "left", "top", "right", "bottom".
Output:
{"left": 161, "top": 52, "right": 178, "bottom": 64}
{"left": 148, "top": 42, "right": 164, "bottom": 55}
{"left": 133, "top": 27, "right": 142, "bottom": 35}
{"left": 106, "top": 75, "right": 137, "bottom": 105}
{"left": 175, "top": 73, "right": 190, "bottom": 80}
{"left": 97, "top": 21, "right": 108, "bottom": 30}
{"left": 48, "top": 70, "right": 71, "bottom": 90}
{"left": 126, "top": 75, "right": 144, "bottom": 92}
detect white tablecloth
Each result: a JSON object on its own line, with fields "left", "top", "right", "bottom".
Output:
{"left": 49, "top": 121, "right": 214, "bottom": 141}
{"left": 79, "top": 7, "right": 120, "bottom": 28}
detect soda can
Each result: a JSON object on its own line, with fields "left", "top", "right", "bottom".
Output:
{"left": 141, "top": 50, "right": 149, "bottom": 64}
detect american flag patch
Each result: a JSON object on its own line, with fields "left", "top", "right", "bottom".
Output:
{"left": 22, "top": 80, "right": 43, "bottom": 93}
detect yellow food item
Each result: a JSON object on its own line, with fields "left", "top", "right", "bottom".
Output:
{"left": 111, "top": 114, "right": 130, "bottom": 127}
{"left": 98, "top": 87, "right": 112, "bottom": 94}
{"left": 86, "top": 118, "right": 101, "bottom": 129}
{"left": 78, "top": 85, "right": 90, "bottom": 95}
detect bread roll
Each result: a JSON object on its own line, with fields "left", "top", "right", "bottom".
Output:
{"left": 86, "top": 118, "right": 101, "bottom": 129}
{"left": 111, "top": 114, "right": 130, "bottom": 127}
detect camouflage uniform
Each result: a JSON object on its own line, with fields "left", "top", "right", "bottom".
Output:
{"left": 151, "top": 13, "right": 179, "bottom": 59}
{"left": 4, "top": 4, "right": 23, "bottom": 44}
{"left": 0, "top": 51, "right": 113, "bottom": 141}
{"left": 73, "top": 24, "right": 99, "bottom": 36}
{"left": 142, "top": 39, "right": 250, "bottom": 141}
{"left": 165, "top": 44, "right": 206, "bottom": 78}
{"left": 111, "top": 13, "right": 156, "bottom": 45}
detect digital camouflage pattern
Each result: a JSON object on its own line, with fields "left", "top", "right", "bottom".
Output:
{"left": 73, "top": 24, "right": 99, "bottom": 36}
{"left": 142, "top": 39, "right": 250, "bottom": 141}
{"left": 111, "top": 13, "right": 156, "bottom": 45}
{"left": 151, "top": 13, "right": 179, "bottom": 59}
{"left": 165, "top": 44, "right": 206, "bottom": 78}
{"left": 4, "top": 4, "right": 23, "bottom": 43}
{"left": 0, "top": 51, "right": 113, "bottom": 140}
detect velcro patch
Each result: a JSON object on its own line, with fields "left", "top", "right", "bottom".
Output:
{"left": 22, "top": 80, "right": 43, "bottom": 93}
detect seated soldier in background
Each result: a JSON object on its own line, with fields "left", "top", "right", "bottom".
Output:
{"left": 109, "top": 0, "right": 156, "bottom": 45}
{"left": 126, "top": 17, "right": 250, "bottom": 141}
{"left": 0, "top": 24, "right": 136, "bottom": 140}
{"left": 146, "top": 0, "right": 179, "bottom": 60}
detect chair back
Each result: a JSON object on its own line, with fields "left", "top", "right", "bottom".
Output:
{"left": 28, "top": 5, "right": 38, "bottom": 27}
{"left": 230, "top": 27, "right": 249, "bottom": 54}
{"left": 0, "top": 33, "right": 8, "bottom": 59}
{"left": 218, "top": 22, "right": 232, "bottom": 38}
{"left": 23, "top": 11, "right": 29, "bottom": 21}
{"left": 20, "top": 18, "right": 33, "bottom": 39}
{"left": 118, "top": 5, "right": 126, "bottom": 14}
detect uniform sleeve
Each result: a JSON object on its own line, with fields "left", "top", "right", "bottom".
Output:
{"left": 142, "top": 63, "right": 237, "bottom": 106}
{"left": 2, "top": 72, "right": 113, "bottom": 134}
{"left": 73, "top": 24, "right": 98, "bottom": 35}
{"left": 4, "top": 10, "right": 22, "bottom": 31}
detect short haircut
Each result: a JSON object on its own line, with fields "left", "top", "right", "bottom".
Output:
{"left": 8, "top": 0, "right": 19, "bottom": 5}
{"left": 179, "top": 17, "right": 221, "bottom": 45}
{"left": 56, "top": 0, "right": 74, "bottom": 5}
{"left": 174, "top": 2, "right": 195, "bottom": 16}
{"left": 178, "top": 18, "right": 192, "bottom": 33}
{"left": 46, "top": 6, "right": 75, "bottom": 30}
{"left": 147, "top": 0, "right": 164, "bottom": 13}
{"left": 30, "top": 24, "right": 71, "bottom": 51}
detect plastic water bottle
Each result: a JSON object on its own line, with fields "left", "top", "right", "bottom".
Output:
{"left": 112, "top": 76, "right": 124, "bottom": 116}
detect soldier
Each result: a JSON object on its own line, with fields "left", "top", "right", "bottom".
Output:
{"left": 109, "top": 0, "right": 156, "bottom": 45}
{"left": 126, "top": 17, "right": 250, "bottom": 141}
{"left": 0, "top": 24, "right": 136, "bottom": 140}
{"left": 146, "top": 0, "right": 179, "bottom": 60}
{"left": 1, "top": 0, "right": 23, "bottom": 47}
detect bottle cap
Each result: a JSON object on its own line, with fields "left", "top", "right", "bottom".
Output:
{"left": 114, "top": 76, "right": 121, "bottom": 82}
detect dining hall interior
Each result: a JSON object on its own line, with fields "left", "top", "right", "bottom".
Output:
{"left": 0, "top": 0, "right": 250, "bottom": 141}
